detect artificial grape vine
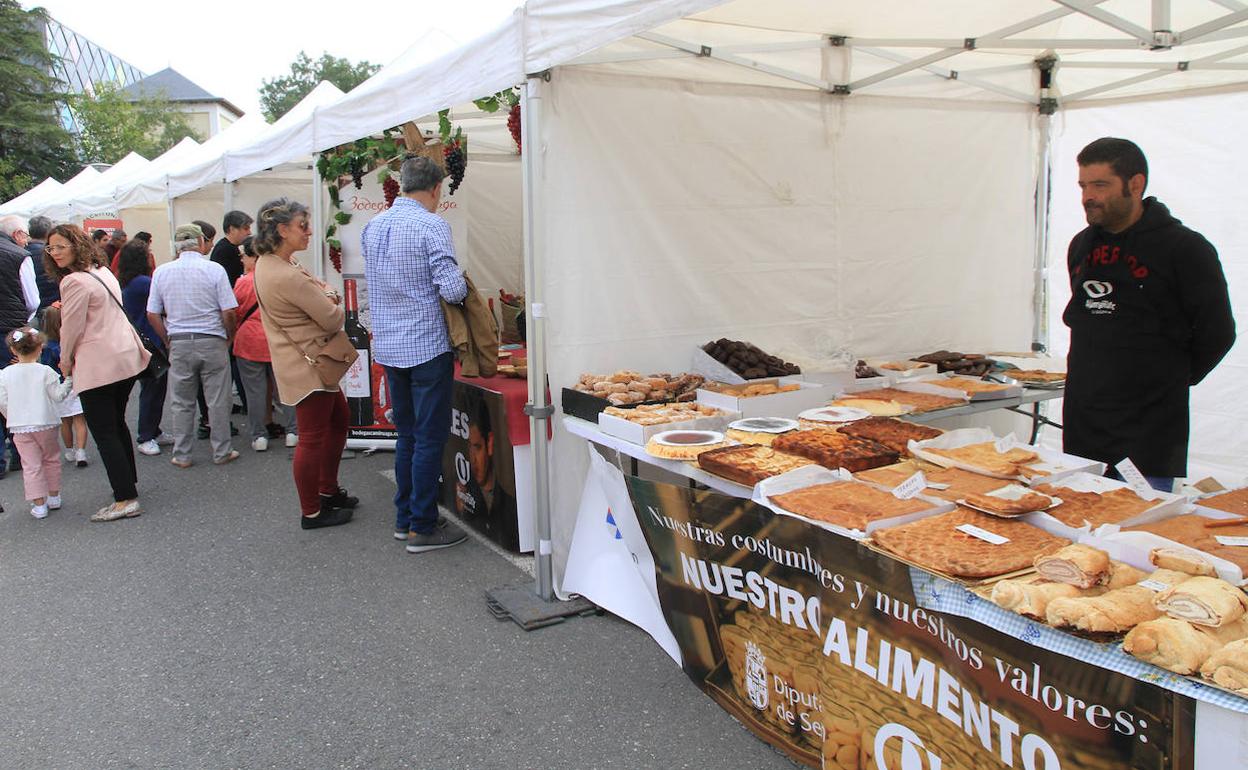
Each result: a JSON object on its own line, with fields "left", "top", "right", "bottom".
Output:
{"left": 382, "top": 175, "right": 399, "bottom": 208}
{"left": 507, "top": 102, "right": 521, "bottom": 153}
{"left": 443, "top": 140, "right": 466, "bottom": 194}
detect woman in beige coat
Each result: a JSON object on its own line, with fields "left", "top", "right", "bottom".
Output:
{"left": 252, "top": 199, "right": 356, "bottom": 529}
{"left": 44, "top": 225, "right": 150, "bottom": 522}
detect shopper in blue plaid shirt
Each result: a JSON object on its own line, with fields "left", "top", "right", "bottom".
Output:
{"left": 362, "top": 154, "right": 468, "bottom": 553}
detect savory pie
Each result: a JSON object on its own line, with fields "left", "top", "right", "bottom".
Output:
{"left": 871, "top": 506, "right": 1070, "bottom": 579}
{"left": 771, "top": 429, "right": 899, "bottom": 473}
{"left": 855, "top": 462, "right": 1010, "bottom": 503}
{"left": 1128, "top": 514, "right": 1248, "bottom": 572}
{"left": 1031, "top": 484, "right": 1154, "bottom": 528}
{"left": 835, "top": 417, "right": 943, "bottom": 455}
{"left": 644, "top": 433, "right": 731, "bottom": 461}
{"left": 696, "top": 445, "right": 816, "bottom": 486}
{"left": 1201, "top": 488, "right": 1248, "bottom": 517}
{"left": 828, "top": 397, "right": 909, "bottom": 417}
{"left": 924, "top": 442, "right": 1040, "bottom": 477}
{"left": 962, "top": 490, "right": 1054, "bottom": 517}
{"left": 938, "top": 377, "right": 1014, "bottom": 395}
{"left": 846, "top": 387, "right": 964, "bottom": 413}
{"left": 771, "top": 481, "right": 931, "bottom": 531}
{"left": 1008, "top": 370, "right": 1067, "bottom": 384}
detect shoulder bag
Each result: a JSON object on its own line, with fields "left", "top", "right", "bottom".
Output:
{"left": 86, "top": 271, "right": 170, "bottom": 381}
{"left": 254, "top": 275, "right": 357, "bottom": 388}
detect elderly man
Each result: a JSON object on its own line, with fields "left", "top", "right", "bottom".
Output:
{"left": 25, "top": 216, "right": 57, "bottom": 310}
{"left": 0, "top": 214, "right": 38, "bottom": 475}
{"left": 146, "top": 223, "right": 240, "bottom": 468}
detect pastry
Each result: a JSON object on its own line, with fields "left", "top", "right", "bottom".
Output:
{"left": 771, "top": 429, "right": 899, "bottom": 473}
{"left": 726, "top": 429, "right": 789, "bottom": 446}
{"left": 828, "top": 397, "right": 909, "bottom": 417}
{"left": 602, "top": 402, "right": 725, "bottom": 426}
{"left": 937, "top": 377, "right": 1014, "bottom": 395}
{"left": 1030, "top": 484, "right": 1155, "bottom": 528}
{"left": 1201, "top": 639, "right": 1248, "bottom": 693}
{"left": 706, "top": 381, "right": 801, "bottom": 398}
{"left": 843, "top": 387, "right": 963, "bottom": 413}
{"left": 701, "top": 339, "right": 800, "bottom": 379}
{"left": 696, "top": 445, "right": 816, "bottom": 486}
{"left": 1154, "top": 576, "right": 1248, "bottom": 627}
{"left": 1045, "top": 569, "right": 1194, "bottom": 634}
{"left": 870, "top": 506, "right": 1069, "bottom": 579}
{"left": 1130, "top": 514, "right": 1248, "bottom": 573}
{"left": 1007, "top": 370, "right": 1067, "bottom": 384}
{"left": 855, "top": 462, "right": 1012, "bottom": 503}
{"left": 573, "top": 371, "right": 704, "bottom": 404}
{"left": 835, "top": 417, "right": 942, "bottom": 456}
{"left": 1201, "top": 488, "right": 1248, "bottom": 517}
{"left": 770, "top": 481, "right": 932, "bottom": 531}
{"left": 962, "top": 489, "right": 1053, "bottom": 517}
{"left": 913, "top": 350, "right": 996, "bottom": 377}
{"left": 1149, "top": 547, "right": 1219, "bottom": 577}
{"left": 1124, "top": 616, "right": 1248, "bottom": 675}
{"left": 991, "top": 580, "right": 1084, "bottom": 618}
{"left": 925, "top": 442, "right": 1039, "bottom": 478}
{"left": 1034, "top": 545, "right": 1112, "bottom": 588}
{"left": 644, "top": 432, "right": 730, "bottom": 461}
{"left": 1104, "top": 562, "right": 1150, "bottom": 589}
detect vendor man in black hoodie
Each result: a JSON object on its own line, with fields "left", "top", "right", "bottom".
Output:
{"left": 1064, "top": 137, "right": 1235, "bottom": 491}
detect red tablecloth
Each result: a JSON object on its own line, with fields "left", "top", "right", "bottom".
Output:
{"left": 453, "top": 349, "right": 548, "bottom": 446}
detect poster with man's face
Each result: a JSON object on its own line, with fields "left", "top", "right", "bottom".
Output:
{"left": 441, "top": 384, "right": 519, "bottom": 551}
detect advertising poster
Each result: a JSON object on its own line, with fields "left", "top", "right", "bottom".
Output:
{"left": 440, "top": 385, "right": 520, "bottom": 551}
{"left": 339, "top": 273, "right": 398, "bottom": 447}
{"left": 627, "top": 476, "right": 1193, "bottom": 770}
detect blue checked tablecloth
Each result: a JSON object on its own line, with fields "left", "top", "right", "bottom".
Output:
{"left": 910, "top": 568, "right": 1248, "bottom": 714}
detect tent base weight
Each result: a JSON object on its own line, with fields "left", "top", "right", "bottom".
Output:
{"left": 484, "top": 583, "right": 597, "bottom": 631}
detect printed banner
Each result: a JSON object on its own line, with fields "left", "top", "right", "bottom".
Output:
{"left": 341, "top": 273, "right": 398, "bottom": 445}
{"left": 440, "top": 384, "right": 520, "bottom": 551}
{"left": 627, "top": 476, "right": 1194, "bottom": 770}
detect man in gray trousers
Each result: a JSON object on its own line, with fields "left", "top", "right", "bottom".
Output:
{"left": 146, "top": 223, "right": 240, "bottom": 467}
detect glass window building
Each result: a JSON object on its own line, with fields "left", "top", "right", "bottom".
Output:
{"left": 42, "top": 18, "right": 146, "bottom": 133}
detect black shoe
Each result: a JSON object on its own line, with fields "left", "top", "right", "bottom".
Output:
{"left": 197, "top": 423, "right": 210, "bottom": 440}
{"left": 232, "top": 403, "right": 246, "bottom": 415}
{"left": 301, "top": 505, "right": 354, "bottom": 530}
{"left": 266, "top": 422, "right": 286, "bottom": 439}
{"left": 321, "top": 487, "right": 359, "bottom": 510}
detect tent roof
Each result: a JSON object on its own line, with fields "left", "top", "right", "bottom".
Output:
{"left": 37, "top": 139, "right": 201, "bottom": 220}
{"left": 0, "top": 177, "right": 63, "bottom": 217}
{"left": 222, "top": 81, "right": 345, "bottom": 182}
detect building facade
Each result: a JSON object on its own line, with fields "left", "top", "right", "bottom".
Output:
{"left": 42, "top": 17, "right": 146, "bottom": 134}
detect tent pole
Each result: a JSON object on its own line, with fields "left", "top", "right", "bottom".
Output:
{"left": 224, "top": 179, "right": 234, "bottom": 217}
{"left": 166, "top": 180, "right": 176, "bottom": 259}
{"left": 1032, "top": 59, "right": 1057, "bottom": 354}
{"left": 311, "top": 154, "right": 325, "bottom": 281}
{"left": 521, "top": 74, "right": 554, "bottom": 601}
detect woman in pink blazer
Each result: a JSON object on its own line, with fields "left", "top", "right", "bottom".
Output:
{"left": 44, "top": 225, "right": 150, "bottom": 522}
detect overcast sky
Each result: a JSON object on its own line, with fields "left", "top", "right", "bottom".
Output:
{"left": 30, "top": 0, "right": 519, "bottom": 117}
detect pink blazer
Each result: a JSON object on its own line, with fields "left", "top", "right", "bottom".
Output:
{"left": 59, "top": 267, "right": 150, "bottom": 392}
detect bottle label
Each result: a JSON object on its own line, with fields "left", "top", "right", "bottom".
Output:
{"left": 344, "top": 350, "right": 370, "bottom": 397}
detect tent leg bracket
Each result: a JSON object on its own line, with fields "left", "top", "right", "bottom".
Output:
{"left": 484, "top": 583, "right": 598, "bottom": 631}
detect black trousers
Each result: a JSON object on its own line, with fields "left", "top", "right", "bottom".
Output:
{"left": 136, "top": 372, "right": 167, "bottom": 443}
{"left": 79, "top": 377, "right": 139, "bottom": 502}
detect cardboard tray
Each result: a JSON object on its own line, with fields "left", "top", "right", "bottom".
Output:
{"left": 1082, "top": 508, "right": 1248, "bottom": 586}
{"left": 908, "top": 428, "right": 1104, "bottom": 486}
{"left": 862, "top": 357, "right": 938, "bottom": 383}
{"left": 1017, "top": 471, "right": 1190, "bottom": 541}
{"left": 696, "top": 377, "right": 828, "bottom": 419}
{"left": 597, "top": 408, "right": 737, "bottom": 445}
{"left": 894, "top": 373, "right": 1023, "bottom": 402}
{"left": 562, "top": 386, "right": 670, "bottom": 423}
{"left": 833, "top": 378, "right": 966, "bottom": 413}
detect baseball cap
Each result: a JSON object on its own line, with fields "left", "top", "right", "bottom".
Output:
{"left": 174, "top": 223, "right": 204, "bottom": 241}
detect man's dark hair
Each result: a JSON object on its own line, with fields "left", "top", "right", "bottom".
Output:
{"left": 1077, "top": 137, "right": 1148, "bottom": 195}
{"left": 223, "top": 210, "right": 253, "bottom": 231}
{"left": 193, "top": 220, "right": 217, "bottom": 241}
{"left": 473, "top": 395, "right": 493, "bottom": 439}
{"left": 27, "top": 215, "right": 52, "bottom": 240}
{"left": 400, "top": 154, "right": 445, "bottom": 194}
{"left": 134, "top": 231, "right": 152, "bottom": 243}
{"left": 91, "top": 229, "right": 107, "bottom": 241}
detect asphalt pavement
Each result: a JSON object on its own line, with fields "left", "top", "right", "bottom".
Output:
{"left": 0, "top": 408, "right": 798, "bottom": 770}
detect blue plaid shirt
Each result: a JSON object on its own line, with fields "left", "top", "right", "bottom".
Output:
{"left": 361, "top": 198, "right": 468, "bottom": 368}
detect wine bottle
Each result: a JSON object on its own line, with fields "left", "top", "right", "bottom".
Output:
{"left": 342, "top": 278, "right": 374, "bottom": 426}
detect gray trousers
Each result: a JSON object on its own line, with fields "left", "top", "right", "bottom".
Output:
{"left": 167, "top": 336, "right": 233, "bottom": 462}
{"left": 236, "top": 357, "right": 295, "bottom": 439}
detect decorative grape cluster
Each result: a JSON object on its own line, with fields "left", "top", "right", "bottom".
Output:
{"left": 328, "top": 244, "right": 343, "bottom": 273}
{"left": 382, "top": 176, "right": 399, "bottom": 208}
{"left": 444, "top": 142, "right": 467, "bottom": 194}
{"left": 507, "top": 103, "right": 521, "bottom": 153}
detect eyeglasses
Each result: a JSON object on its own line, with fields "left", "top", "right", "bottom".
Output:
{"left": 44, "top": 244, "right": 70, "bottom": 254}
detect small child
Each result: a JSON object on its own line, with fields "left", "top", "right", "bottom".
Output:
{"left": 0, "top": 327, "right": 74, "bottom": 518}
{"left": 38, "top": 304, "right": 89, "bottom": 468}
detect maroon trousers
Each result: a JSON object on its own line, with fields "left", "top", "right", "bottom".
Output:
{"left": 292, "top": 390, "right": 348, "bottom": 516}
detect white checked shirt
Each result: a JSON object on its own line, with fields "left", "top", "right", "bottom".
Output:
{"left": 147, "top": 251, "right": 238, "bottom": 338}
{"left": 362, "top": 198, "right": 467, "bottom": 368}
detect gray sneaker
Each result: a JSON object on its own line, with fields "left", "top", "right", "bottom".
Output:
{"left": 406, "top": 519, "right": 467, "bottom": 553}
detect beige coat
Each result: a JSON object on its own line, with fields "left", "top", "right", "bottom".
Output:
{"left": 441, "top": 273, "right": 499, "bottom": 377}
{"left": 59, "top": 267, "right": 150, "bottom": 392}
{"left": 253, "top": 254, "right": 345, "bottom": 405}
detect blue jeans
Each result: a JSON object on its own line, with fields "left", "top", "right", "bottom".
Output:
{"left": 386, "top": 352, "right": 454, "bottom": 535}
{"left": 1105, "top": 467, "right": 1174, "bottom": 493}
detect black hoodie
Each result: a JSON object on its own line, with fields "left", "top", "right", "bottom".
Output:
{"left": 1062, "top": 197, "right": 1235, "bottom": 477}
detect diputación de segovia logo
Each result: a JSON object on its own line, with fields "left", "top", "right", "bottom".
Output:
{"left": 745, "top": 640, "right": 768, "bottom": 711}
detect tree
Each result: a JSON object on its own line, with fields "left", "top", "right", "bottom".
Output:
{"left": 0, "top": 1, "right": 77, "bottom": 200}
{"left": 259, "top": 52, "right": 380, "bottom": 122}
{"left": 72, "top": 81, "right": 201, "bottom": 165}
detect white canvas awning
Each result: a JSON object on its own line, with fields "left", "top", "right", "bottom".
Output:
{"left": 0, "top": 177, "right": 63, "bottom": 218}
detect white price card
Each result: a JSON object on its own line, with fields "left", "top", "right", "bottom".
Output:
{"left": 892, "top": 471, "right": 928, "bottom": 500}
{"left": 1115, "top": 458, "right": 1154, "bottom": 496}
{"left": 1138, "top": 579, "right": 1172, "bottom": 592}
{"left": 956, "top": 524, "right": 1010, "bottom": 545}
{"left": 1215, "top": 536, "right": 1248, "bottom": 547}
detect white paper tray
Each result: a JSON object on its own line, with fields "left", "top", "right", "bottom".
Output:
{"left": 862, "top": 358, "right": 938, "bottom": 383}
{"left": 894, "top": 373, "right": 1023, "bottom": 402}
{"left": 597, "top": 408, "right": 736, "bottom": 445}
{"left": 907, "top": 427, "right": 1104, "bottom": 486}
{"left": 752, "top": 465, "right": 953, "bottom": 540}
{"left": 695, "top": 377, "right": 828, "bottom": 419}
{"left": 1079, "top": 508, "right": 1247, "bottom": 586}
{"left": 1012, "top": 471, "right": 1190, "bottom": 541}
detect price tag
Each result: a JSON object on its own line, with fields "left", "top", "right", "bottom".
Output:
{"left": 1215, "top": 536, "right": 1248, "bottom": 547}
{"left": 1115, "top": 458, "right": 1153, "bottom": 496}
{"left": 1138, "top": 579, "right": 1171, "bottom": 592}
{"left": 956, "top": 524, "right": 1010, "bottom": 545}
{"left": 892, "top": 471, "right": 928, "bottom": 500}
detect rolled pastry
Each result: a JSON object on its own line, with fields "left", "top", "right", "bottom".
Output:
{"left": 1201, "top": 639, "right": 1248, "bottom": 694}
{"left": 1154, "top": 576, "right": 1248, "bottom": 627}
{"left": 1046, "top": 569, "right": 1194, "bottom": 634}
{"left": 1105, "top": 562, "right": 1149, "bottom": 589}
{"left": 1125, "top": 616, "right": 1248, "bottom": 675}
{"left": 991, "top": 580, "right": 1084, "bottom": 618}
{"left": 1150, "top": 547, "right": 1218, "bottom": 577}
{"left": 1034, "top": 544, "right": 1111, "bottom": 588}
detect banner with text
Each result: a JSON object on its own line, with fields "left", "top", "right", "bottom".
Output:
{"left": 440, "top": 384, "right": 519, "bottom": 551}
{"left": 627, "top": 477, "right": 1193, "bottom": 770}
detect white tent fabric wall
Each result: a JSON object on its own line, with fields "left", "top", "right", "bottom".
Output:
{"left": 462, "top": 156, "right": 524, "bottom": 300}
{"left": 1046, "top": 90, "right": 1248, "bottom": 484}
{"left": 538, "top": 66, "right": 1037, "bottom": 592}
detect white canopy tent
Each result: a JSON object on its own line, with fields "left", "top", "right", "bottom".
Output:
{"left": 0, "top": 177, "right": 63, "bottom": 217}
{"left": 35, "top": 138, "right": 201, "bottom": 223}
{"left": 286, "top": 0, "right": 1248, "bottom": 600}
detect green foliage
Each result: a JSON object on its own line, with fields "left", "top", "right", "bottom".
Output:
{"left": 0, "top": 1, "right": 77, "bottom": 199}
{"left": 471, "top": 88, "right": 519, "bottom": 114}
{"left": 72, "top": 81, "right": 200, "bottom": 165}
{"left": 259, "top": 52, "right": 380, "bottom": 122}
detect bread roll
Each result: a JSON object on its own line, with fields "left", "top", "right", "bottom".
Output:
{"left": 1034, "top": 545, "right": 1111, "bottom": 588}
{"left": 991, "top": 580, "right": 1083, "bottom": 618}
{"left": 1124, "top": 616, "right": 1248, "bottom": 674}
{"left": 1150, "top": 547, "right": 1218, "bottom": 577}
{"left": 1201, "top": 639, "right": 1248, "bottom": 693}
{"left": 1154, "top": 576, "right": 1248, "bottom": 627}
{"left": 1105, "top": 562, "right": 1149, "bottom": 589}
{"left": 1046, "top": 569, "right": 1194, "bottom": 634}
